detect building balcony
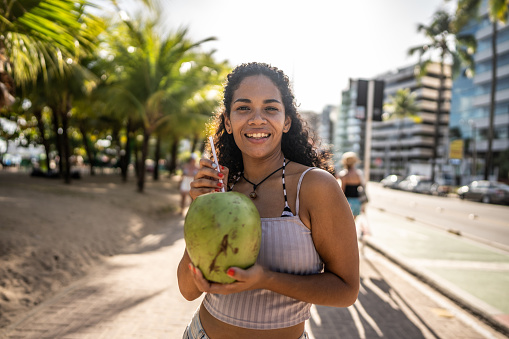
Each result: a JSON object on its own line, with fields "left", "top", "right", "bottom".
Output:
{"left": 419, "top": 112, "right": 450, "bottom": 124}
{"left": 418, "top": 100, "right": 451, "bottom": 112}
{"left": 385, "top": 79, "right": 417, "bottom": 94}
{"left": 420, "top": 76, "right": 453, "bottom": 88}
{"left": 372, "top": 122, "right": 436, "bottom": 138}
{"left": 473, "top": 64, "right": 509, "bottom": 85}
{"left": 468, "top": 138, "right": 509, "bottom": 153}
{"left": 371, "top": 135, "right": 435, "bottom": 149}
{"left": 424, "top": 62, "right": 452, "bottom": 77}
{"left": 472, "top": 87, "right": 509, "bottom": 106}
{"left": 475, "top": 22, "right": 509, "bottom": 41}
{"left": 474, "top": 39, "right": 509, "bottom": 63}
{"left": 370, "top": 147, "right": 434, "bottom": 159}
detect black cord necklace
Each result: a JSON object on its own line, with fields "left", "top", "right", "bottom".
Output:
{"left": 242, "top": 158, "right": 291, "bottom": 199}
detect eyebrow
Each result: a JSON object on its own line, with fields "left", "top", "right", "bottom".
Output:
{"left": 233, "top": 98, "right": 282, "bottom": 104}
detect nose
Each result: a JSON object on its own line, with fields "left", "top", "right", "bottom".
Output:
{"left": 248, "top": 107, "right": 266, "bottom": 125}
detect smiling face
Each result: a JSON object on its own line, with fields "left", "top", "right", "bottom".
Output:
{"left": 224, "top": 75, "right": 291, "bottom": 161}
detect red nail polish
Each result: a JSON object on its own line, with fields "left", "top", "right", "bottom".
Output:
{"left": 221, "top": 166, "right": 224, "bottom": 170}
{"left": 218, "top": 173, "right": 224, "bottom": 179}
{"left": 227, "top": 268, "right": 235, "bottom": 277}
{"left": 215, "top": 188, "right": 220, "bottom": 192}
{"left": 217, "top": 182, "right": 223, "bottom": 187}
{"left": 188, "top": 263, "right": 193, "bottom": 271}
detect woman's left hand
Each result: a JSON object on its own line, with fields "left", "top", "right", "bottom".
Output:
{"left": 188, "top": 263, "right": 266, "bottom": 295}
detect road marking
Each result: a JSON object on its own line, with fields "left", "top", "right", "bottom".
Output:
{"left": 410, "top": 259, "right": 509, "bottom": 271}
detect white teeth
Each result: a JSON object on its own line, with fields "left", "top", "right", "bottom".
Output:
{"left": 247, "top": 133, "right": 269, "bottom": 138}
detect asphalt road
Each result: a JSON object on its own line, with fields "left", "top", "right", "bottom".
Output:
{"left": 366, "top": 182, "right": 509, "bottom": 250}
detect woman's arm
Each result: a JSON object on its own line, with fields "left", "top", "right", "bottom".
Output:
{"left": 298, "top": 169, "right": 359, "bottom": 306}
{"left": 187, "top": 170, "right": 359, "bottom": 307}
{"left": 177, "top": 250, "right": 203, "bottom": 301}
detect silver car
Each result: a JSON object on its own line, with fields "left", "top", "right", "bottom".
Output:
{"left": 457, "top": 180, "right": 509, "bottom": 205}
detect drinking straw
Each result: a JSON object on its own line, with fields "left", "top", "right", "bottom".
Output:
{"left": 209, "top": 136, "right": 225, "bottom": 192}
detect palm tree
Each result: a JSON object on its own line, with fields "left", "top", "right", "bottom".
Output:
{"left": 409, "top": 9, "right": 476, "bottom": 182}
{"left": 455, "top": 0, "right": 509, "bottom": 180}
{"left": 0, "top": 0, "right": 98, "bottom": 107}
{"left": 103, "top": 18, "right": 216, "bottom": 192}
{"left": 384, "top": 88, "right": 420, "bottom": 174}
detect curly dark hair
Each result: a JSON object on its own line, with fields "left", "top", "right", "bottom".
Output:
{"left": 210, "top": 62, "right": 334, "bottom": 182}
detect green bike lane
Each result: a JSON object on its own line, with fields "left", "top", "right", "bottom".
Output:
{"left": 361, "top": 205, "right": 509, "bottom": 333}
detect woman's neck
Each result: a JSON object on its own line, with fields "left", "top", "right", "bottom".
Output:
{"left": 242, "top": 153, "right": 285, "bottom": 183}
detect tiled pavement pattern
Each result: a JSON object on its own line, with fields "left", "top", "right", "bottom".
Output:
{"left": 1, "top": 217, "right": 507, "bottom": 339}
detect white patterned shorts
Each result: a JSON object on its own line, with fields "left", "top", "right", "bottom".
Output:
{"left": 182, "top": 310, "right": 309, "bottom": 339}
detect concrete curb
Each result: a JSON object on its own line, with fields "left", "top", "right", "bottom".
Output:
{"left": 366, "top": 238, "right": 509, "bottom": 337}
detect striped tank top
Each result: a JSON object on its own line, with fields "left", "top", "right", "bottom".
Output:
{"left": 202, "top": 167, "right": 324, "bottom": 330}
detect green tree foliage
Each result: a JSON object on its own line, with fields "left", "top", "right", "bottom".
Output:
{"left": 0, "top": 0, "right": 102, "bottom": 106}
{"left": 408, "top": 9, "right": 476, "bottom": 182}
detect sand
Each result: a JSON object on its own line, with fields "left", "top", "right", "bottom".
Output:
{"left": 0, "top": 170, "right": 182, "bottom": 328}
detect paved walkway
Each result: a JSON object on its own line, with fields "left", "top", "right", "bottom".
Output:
{"left": 1, "top": 216, "right": 507, "bottom": 339}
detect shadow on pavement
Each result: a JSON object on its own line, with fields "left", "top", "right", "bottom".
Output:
{"left": 309, "top": 258, "right": 441, "bottom": 339}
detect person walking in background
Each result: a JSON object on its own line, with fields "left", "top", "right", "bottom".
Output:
{"left": 179, "top": 154, "right": 198, "bottom": 215}
{"left": 338, "top": 152, "right": 365, "bottom": 221}
{"left": 338, "top": 151, "right": 371, "bottom": 253}
{"left": 177, "top": 62, "right": 359, "bottom": 339}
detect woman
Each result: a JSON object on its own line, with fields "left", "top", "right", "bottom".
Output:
{"left": 179, "top": 154, "right": 199, "bottom": 215}
{"left": 177, "top": 62, "right": 359, "bottom": 339}
{"left": 338, "top": 152, "right": 365, "bottom": 220}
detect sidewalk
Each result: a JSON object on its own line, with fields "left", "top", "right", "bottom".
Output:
{"left": 1, "top": 215, "right": 507, "bottom": 338}
{"left": 362, "top": 205, "right": 509, "bottom": 336}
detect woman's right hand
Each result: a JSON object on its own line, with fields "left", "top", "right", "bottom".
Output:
{"left": 189, "top": 158, "right": 229, "bottom": 200}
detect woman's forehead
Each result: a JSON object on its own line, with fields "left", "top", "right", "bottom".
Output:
{"left": 233, "top": 75, "right": 282, "bottom": 101}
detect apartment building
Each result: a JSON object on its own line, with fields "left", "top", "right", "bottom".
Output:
{"left": 371, "top": 63, "right": 452, "bottom": 181}
{"left": 335, "top": 63, "right": 452, "bottom": 181}
{"left": 333, "top": 80, "right": 364, "bottom": 170}
{"left": 450, "top": 2, "right": 509, "bottom": 183}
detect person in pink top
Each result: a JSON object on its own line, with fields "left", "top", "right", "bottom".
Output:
{"left": 177, "top": 62, "right": 359, "bottom": 339}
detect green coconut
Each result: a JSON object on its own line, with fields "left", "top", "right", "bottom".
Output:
{"left": 184, "top": 191, "right": 262, "bottom": 283}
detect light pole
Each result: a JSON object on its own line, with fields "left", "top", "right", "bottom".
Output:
{"left": 468, "top": 119, "right": 477, "bottom": 179}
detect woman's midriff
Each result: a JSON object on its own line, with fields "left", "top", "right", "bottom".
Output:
{"left": 199, "top": 304, "right": 305, "bottom": 339}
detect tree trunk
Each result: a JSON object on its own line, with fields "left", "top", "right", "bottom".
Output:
{"left": 61, "top": 96, "right": 72, "bottom": 184}
{"left": 153, "top": 132, "right": 161, "bottom": 181}
{"left": 169, "top": 136, "right": 179, "bottom": 175}
{"left": 485, "top": 21, "right": 497, "bottom": 180}
{"left": 137, "top": 128, "right": 150, "bottom": 193}
{"left": 133, "top": 137, "right": 140, "bottom": 179}
{"left": 120, "top": 118, "right": 132, "bottom": 182}
{"left": 33, "top": 108, "right": 51, "bottom": 172}
{"left": 50, "top": 106, "right": 63, "bottom": 175}
{"left": 191, "top": 133, "right": 200, "bottom": 152}
{"left": 79, "top": 123, "right": 95, "bottom": 176}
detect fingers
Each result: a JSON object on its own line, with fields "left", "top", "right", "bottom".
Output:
{"left": 190, "top": 158, "right": 229, "bottom": 200}
{"left": 188, "top": 263, "right": 265, "bottom": 296}
{"left": 187, "top": 263, "right": 241, "bottom": 294}
{"left": 188, "top": 263, "right": 212, "bottom": 293}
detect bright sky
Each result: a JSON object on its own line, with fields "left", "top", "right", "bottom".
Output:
{"left": 119, "top": 0, "right": 452, "bottom": 112}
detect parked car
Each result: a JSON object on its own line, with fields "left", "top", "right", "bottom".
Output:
{"left": 457, "top": 180, "right": 509, "bottom": 205}
{"left": 397, "top": 175, "right": 430, "bottom": 192}
{"left": 430, "top": 183, "right": 451, "bottom": 197}
{"left": 413, "top": 179, "right": 434, "bottom": 194}
{"left": 380, "top": 174, "right": 403, "bottom": 189}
